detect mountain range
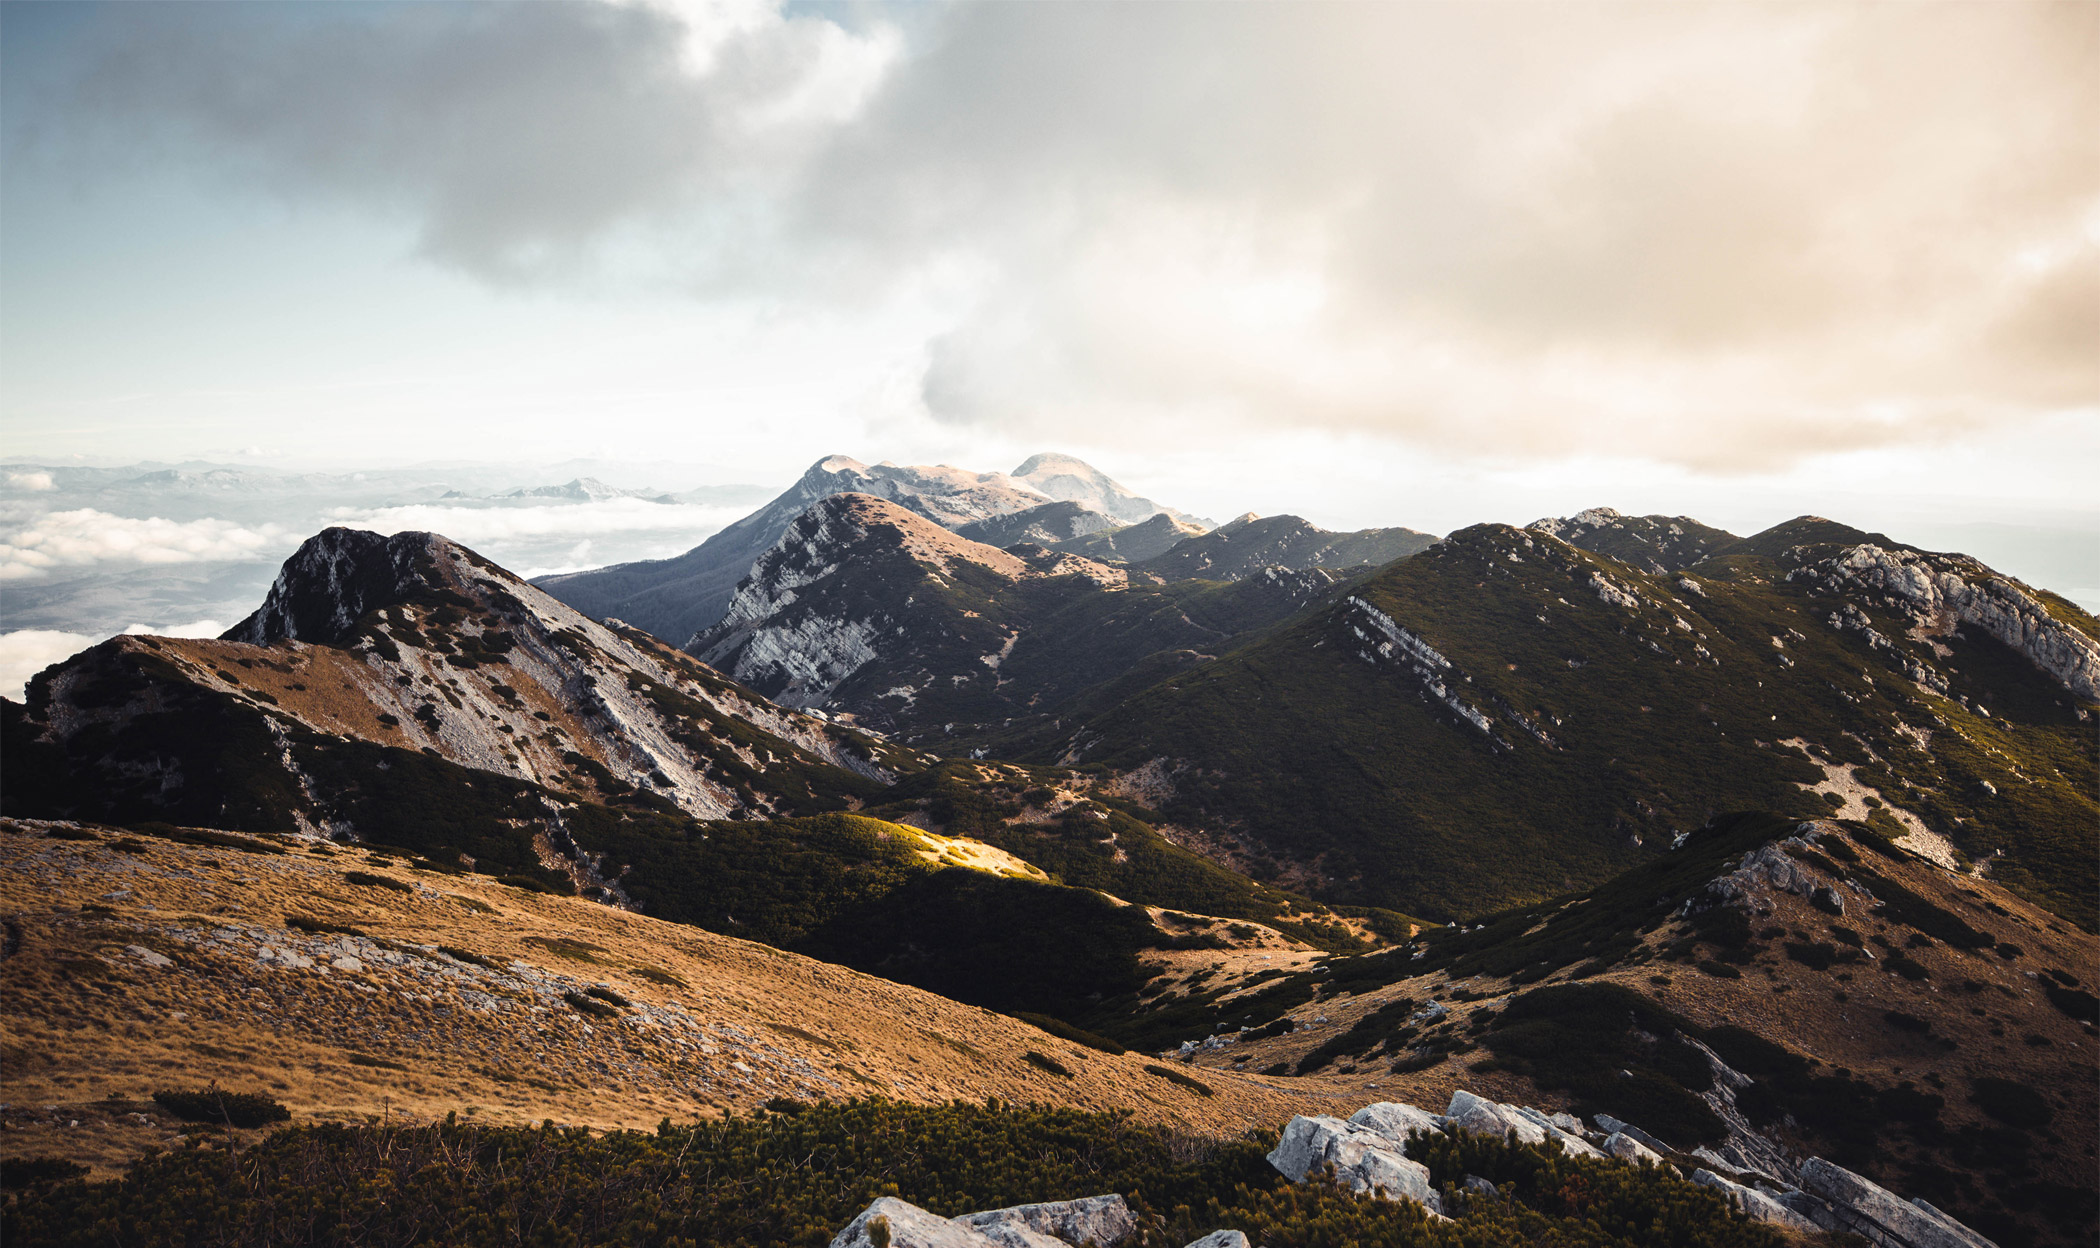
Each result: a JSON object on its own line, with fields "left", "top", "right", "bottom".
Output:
{"left": 4, "top": 453, "right": 2095, "bottom": 1248}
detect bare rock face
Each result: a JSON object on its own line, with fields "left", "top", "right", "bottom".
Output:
{"left": 1267, "top": 1114, "right": 1444, "bottom": 1213}
{"left": 1691, "top": 1169, "right": 1821, "bottom": 1232}
{"left": 954, "top": 1195, "right": 1136, "bottom": 1248}
{"left": 1602, "top": 1131, "right": 1666, "bottom": 1166}
{"left": 1178, "top": 1233, "right": 1249, "bottom": 1248}
{"left": 1789, "top": 543, "right": 2100, "bottom": 701}
{"left": 829, "top": 1198, "right": 1003, "bottom": 1248}
{"left": 1799, "top": 1158, "right": 2000, "bottom": 1248}
{"left": 224, "top": 528, "right": 449, "bottom": 646}
{"left": 1444, "top": 1092, "right": 1599, "bottom": 1159}
{"left": 1348, "top": 1101, "right": 1448, "bottom": 1146}
{"left": 829, "top": 1194, "right": 1137, "bottom": 1248}
{"left": 1443, "top": 1090, "right": 1549, "bottom": 1146}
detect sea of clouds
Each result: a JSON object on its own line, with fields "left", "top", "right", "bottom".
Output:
{"left": 0, "top": 462, "right": 766, "bottom": 697}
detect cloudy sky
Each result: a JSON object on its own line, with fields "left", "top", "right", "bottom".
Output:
{"left": 3, "top": 1, "right": 2095, "bottom": 545}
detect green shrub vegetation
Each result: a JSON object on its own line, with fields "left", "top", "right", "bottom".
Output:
{"left": 1051, "top": 523, "right": 2097, "bottom": 927}
{"left": 3, "top": 1100, "right": 1785, "bottom": 1248}
{"left": 149, "top": 1086, "right": 291, "bottom": 1129}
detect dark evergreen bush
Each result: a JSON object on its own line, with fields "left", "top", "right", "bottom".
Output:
{"left": 150, "top": 1085, "right": 291, "bottom": 1129}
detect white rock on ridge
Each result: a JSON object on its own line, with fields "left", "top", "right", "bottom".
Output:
{"left": 954, "top": 1195, "right": 1136, "bottom": 1248}
{"left": 1790, "top": 543, "right": 2100, "bottom": 702}
{"left": 1505, "top": 1105, "right": 1603, "bottom": 1159}
{"left": 1444, "top": 1091, "right": 1548, "bottom": 1146}
{"left": 1602, "top": 1131, "right": 1667, "bottom": 1166}
{"left": 1344, "top": 598, "right": 1495, "bottom": 735}
{"left": 1799, "top": 1157, "right": 1999, "bottom": 1248}
{"left": 1178, "top": 1233, "right": 1248, "bottom": 1248}
{"left": 1268, "top": 1115, "right": 1444, "bottom": 1213}
{"left": 1591, "top": 1113, "right": 1674, "bottom": 1158}
{"left": 1691, "top": 1170, "right": 1822, "bottom": 1232}
{"left": 829, "top": 1198, "right": 1002, "bottom": 1248}
{"left": 1348, "top": 1101, "right": 1448, "bottom": 1148}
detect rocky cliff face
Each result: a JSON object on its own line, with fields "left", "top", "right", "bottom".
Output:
{"left": 9, "top": 527, "right": 899, "bottom": 835}
{"left": 1787, "top": 543, "right": 2100, "bottom": 702}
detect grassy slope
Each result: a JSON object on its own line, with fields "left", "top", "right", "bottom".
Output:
{"left": 1166, "top": 814, "right": 2099, "bottom": 1248}
{"left": 1063, "top": 523, "right": 2098, "bottom": 926}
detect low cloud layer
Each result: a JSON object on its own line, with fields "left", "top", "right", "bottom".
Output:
{"left": 0, "top": 509, "right": 290, "bottom": 579}
{"left": 9, "top": 1, "right": 2095, "bottom": 471}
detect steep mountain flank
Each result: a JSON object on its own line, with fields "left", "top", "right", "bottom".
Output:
{"left": 1160, "top": 813, "right": 2098, "bottom": 1248}
{"left": 1058, "top": 519, "right": 2099, "bottom": 927}
{"left": 1132, "top": 513, "right": 1439, "bottom": 582}
{"left": 5, "top": 527, "right": 898, "bottom": 841}
{"left": 955, "top": 500, "right": 1122, "bottom": 548}
{"left": 689, "top": 494, "right": 1347, "bottom": 743}
{"left": 535, "top": 454, "right": 1181, "bottom": 643}
{"left": 1047, "top": 511, "right": 1212, "bottom": 564}
{"left": 1528, "top": 508, "right": 1740, "bottom": 574}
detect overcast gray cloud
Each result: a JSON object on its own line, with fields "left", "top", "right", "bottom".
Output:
{"left": 9, "top": 0, "right": 2095, "bottom": 470}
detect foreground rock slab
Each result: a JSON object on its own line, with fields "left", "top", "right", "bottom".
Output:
{"left": 1800, "top": 1158, "right": 1999, "bottom": 1248}
{"left": 1267, "top": 1114, "right": 1444, "bottom": 1213}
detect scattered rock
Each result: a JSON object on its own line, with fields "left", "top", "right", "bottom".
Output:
{"left": 829, "top": 1198, "right": 1001, "bottom": 1248}
{"left": 1267, "top": 1114, "right": 1443, "bottom": 1213}
{"left": 1691, "top": 1169, "right": 1820, "bottom": 1232}
{"left": 1463, "top": 1175, "right": 1500, "bottom": 1197}
{"left": 1347, "top": 1100, "right": 1447, "bottom": 1147}
{"left": 127, "top": 944, "right": 172, "bottom": 969}
{"left": 1799, "top": 1157, "right": 1999, "bottom": 1248}
{"left": 1179, "top": 1233, "right": 1248, "bottom": 1248}
{"left": 1601, "top": 1131, "right": 1666, "bottom": 1167}
{"left": 955, "top": 1195, "right": 1135, "bottom": 1248}
{"left": 1444, "top": 1090, "right": 1548, "bottom": 1146}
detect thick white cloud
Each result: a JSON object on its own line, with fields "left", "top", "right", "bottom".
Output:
{"left": 0, "top": 619, "right": 228, "bottom": 701}
{"left": 0, "top": 629, "right": 95, "bottom": 700}
{"left": 0, "top": 509, "right": 290, "bottom": 579}
{"left": 9, "top": 1, "right": 2096, "bottom": 473}
{"left": 331, "top": 497, "right": 746, "bottom": 545}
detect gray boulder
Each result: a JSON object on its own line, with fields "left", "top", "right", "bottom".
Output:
{"left": 1180, "top": 1234, "right": 1249, "bottom": 1248}
{"left": 956, "top": 1195, "right": 1136, "bottom": 1248}
{"left": 1507, "top": 1105, "right": 1603, "bottom": 1158}
{"left": 1445, "top": 1091, "right": 1548, "bottom": 1146}
{"left": 1800, "top": 1157, "right": 1998, "bottom": 1248}
{"left": 1602, "top": 1131, "right": 1667, "bottom": 1167}
{"left": 829, "top": 1198, "right": 1001, "bottom": 1248}
{"left": 1692, "top": 1170, "right": 1821, "bottom": 1232}
{"left": 1592, "top": 1113, "right": 1674, "bottom": 1157}
{"left": 1348, "top": 1101, "right": 1447, "bottom": 1149}
{"left": 1268, "top": 1114, "right": 1444, "bottom": 1213}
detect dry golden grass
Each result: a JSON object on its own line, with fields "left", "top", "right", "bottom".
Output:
{"left": 0, "top": 819, "right": 1358, "bottom": 1177}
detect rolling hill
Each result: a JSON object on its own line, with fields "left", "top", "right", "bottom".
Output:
{"left": 1054, "top": 517, "right": 2099, "bottom": 927}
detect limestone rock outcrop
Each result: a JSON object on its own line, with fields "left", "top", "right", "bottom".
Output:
{"left": 829, "top": 1194, "right": 1138, "bottom": 1248}
{"left": 1267, "top": 1114, "right": 1444, "bottom": 1212}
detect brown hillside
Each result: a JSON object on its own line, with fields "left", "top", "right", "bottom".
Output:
{"left": 0, "top": 819, "right": 1350, "bottom": 1178}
